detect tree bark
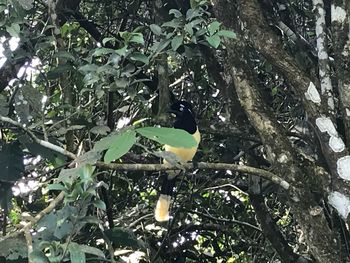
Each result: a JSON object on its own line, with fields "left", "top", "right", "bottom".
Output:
{"left": 212, "top": 1, "right": 343, "bottom": 262}
{"left": 213, "top": 0, "right": 350, "bottom": 224}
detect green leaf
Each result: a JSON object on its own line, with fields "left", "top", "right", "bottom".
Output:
{"left": 94, "top": 130, "right": 136, "bottom": 163}
{"left": 54, "top": 207, "right": 75, "bottom": 239}
{"left": 90, "top": 125, "right": 111, "bottom": 135}
{"left": 136, "top": 127, "right": 197, "bottom": 148}
{"left": 94, "top": 133, "right": 118, "bottom": 151}
{"left": 83, "top": 73, "right": 99, "bottom": 85}
{"left": 152, "top": 39, "right": 171, "bottom": 53}
{"left": 112, "top": 78, "right": 129, "bottom": 88}
{"left": 96, "top": 64, "right": 117, "bottom": 75}
{"left": 129, "top": 33, "right": 144, "bottom": 44}
{"left": 69, "top": 243, "right": 86, "bottom": 263}
{"left": 217, "top": 30, "right": 236, "bottom": 39}
{"left": 195, "top": 28, "right": 207, "bottom": 37}
{"left": 102, "top": 37, "right": 116, "bottom": 45}
{"left": 47, "top": 183, "right": 66, "bottom": 191}
{"left": 121, "top": 63, "right": 136, "bottom": 77}
{"left": 93, "top": 199, "right": 106, "bottom": 210}
{"left": 104, "top": 131, "right": 136, "bottom": 163}
{"left": 9, "top": 210, "right": 20, "bottom": 224}
{"left": 186, "top": 8, "right": 201, "bottom": 21}
{"left": 130, "top": 52, "right": 149, "bottom": 64}
{"left": 0, "top": 5, "right": 7, "bottom": 13}
{"left": 162, "top": 19, "right": 182, "bottom": 28}
{"left": 29, "top": 250, "right": 50, "bottom": 263}
{"left": 206, "top": 34, "right": 221, "bottom": 48}
{"left": 37, "top": 212, "right": 57, "bottom": 233}
{"left": 171, "top": 35, "right": 183, "bottom": 51}
{"left": 185, "top": 23, "right": 194, "bottom": 36}
{"left": 82, "top": 216, "right": 100, "bottom": 225}
{"left": 58, "top": 167, "right": 80, "bottom": 184}
{"left": 6, "top": 23, "right": 20, "bottom": 37}
{"left": 169, "top": 9, "right": 183, "bottom": 18}
{"left": 17, "top": 0, "right": 34, "bottom": 10}
{"left": 190, "top": 35, "right": 197, "bottom": 44}
{"left": 271, "top": 86, "right": 278, "bottom": 96}
{"left": 92, "top": 48, "right": 115, "bottom": 57}
{"left": 104, "top": 227, "right": 144, "bottom": 249}
{"left": 53, "top": 51, "right": 75, "bottom": 61}
{"left": 208, "top": 21, "right": 221, "bottom": 36}
{"left": 47, "top": 64, "right": 73, "bottom": 79}
{"left": 0, "top": 235, "right": 27, "bottom": 260}
{"left": 115, "top": 45, "right": 128, "bottom": 56}
{"left": 79, "top": 64, "right": 99, "bottom": 73}
{"left": 79, "top": 245, "right": 105, "bottom": 258}
{"left": 190, "top": 18, "right": 204, "bottom": 27}
{"left": 150, "top": 24, "right": 162, "bottom": 36}
{"left": 79, "top": 164, "right": 95, "bottom": 183}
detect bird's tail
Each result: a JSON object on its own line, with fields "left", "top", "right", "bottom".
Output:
{"left": 155, "top": 173, "right": 175, "bottom": 222}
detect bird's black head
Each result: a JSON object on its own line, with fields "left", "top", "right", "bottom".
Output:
{"left": 169, "top": 101, "right": 197, "bottom": 134}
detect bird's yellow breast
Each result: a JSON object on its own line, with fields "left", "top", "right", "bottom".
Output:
{"left": 164, "top": 129, "right": 200, "bottom": 163}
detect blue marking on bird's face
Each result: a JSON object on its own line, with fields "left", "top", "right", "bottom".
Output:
{"left": 170, "top": 101, "right": 194, "bottom": 116}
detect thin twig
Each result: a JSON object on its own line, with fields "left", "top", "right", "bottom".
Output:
{"left": 47, "top": 98, "right": 95, "bottom": 132}
{"left": 187, "top": 209, "right": 261, "bottom": 232}
{"left": 129, "top": 213, "right": 153, "bottom": 228}
{"left": 21, "top": 191, "right": 65, "bottom": 233}
{"left": 203, "top": 183, "right": 248, "bottom": 195}
{"left": 0, "top": 191, "right": 65, "bottom": 243}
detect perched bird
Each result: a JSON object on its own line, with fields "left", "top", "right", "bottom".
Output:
{"left": 154, "top": 101, "right": 200, "bottom": 222}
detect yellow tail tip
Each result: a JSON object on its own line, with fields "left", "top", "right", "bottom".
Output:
{"left": 155, "top": 194, "right": 171, "bottom": 222}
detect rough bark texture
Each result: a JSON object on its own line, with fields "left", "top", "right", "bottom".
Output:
{"left": 332, "top": 0, "right": 350, "bottom": 147}
{"left": 199, "top": 45, "right": 245, "bottom": 125}
{"left": 250, "top": 194, "right": 314, "bottom": 263}
{"left": 155, "top": 0, "right": 170, "bottom": 118}
{"left": 215, "top": 0, "right": 350, "bottom": 219}
{"left": 156, "top": 53, "right": 170, "bottom": 118}
{"left": 49, "top": 0, "right": 76, "bottom": 152}
{"left": 212, "top": 1, "right": 343, "bottom": 262}
{"left": 312, "top": 0, "right": 335, "bottom": 115}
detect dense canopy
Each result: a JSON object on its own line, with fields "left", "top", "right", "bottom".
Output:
{"left": 1, "top": 0, "right": 350, "bottom": 262}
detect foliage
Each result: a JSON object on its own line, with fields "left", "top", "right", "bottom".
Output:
{"left": 0, "top": 0, "right": 349, "bottom": 262}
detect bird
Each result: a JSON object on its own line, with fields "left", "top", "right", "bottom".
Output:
{"left": 154, "top": 101, "right": 200, "bottom": 222}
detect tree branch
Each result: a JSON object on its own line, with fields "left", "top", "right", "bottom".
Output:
{"left": 331, "top": 1, "right": 350, "bottom": 147}
{"left": 211, "top": 2, "right": 342, "bottom": 261}
{"left": 22, "top": 192, "right": 65, "bottom": 233}
{"left": 186, "top": 209, "right": 261, "bottom": 232}
{"left": 312, "top": 0, "right": 335, "bottom": 115}
{"left": 95, "top": 161, "right": 290, "bottom": 190}
{"left": 250, "top": 194, "right": 314, "bottom": 263}
{"left": 0, "top": 115, "right": 289, "bottom": 189}
{"left": 0, "top": 115, "right": 77, "bottom": 159}
{"left": 0, "top": 191, "right": 65, "bottom": 244}
{"left": 235, "top": 0, "right": 350, "bottom": 217}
